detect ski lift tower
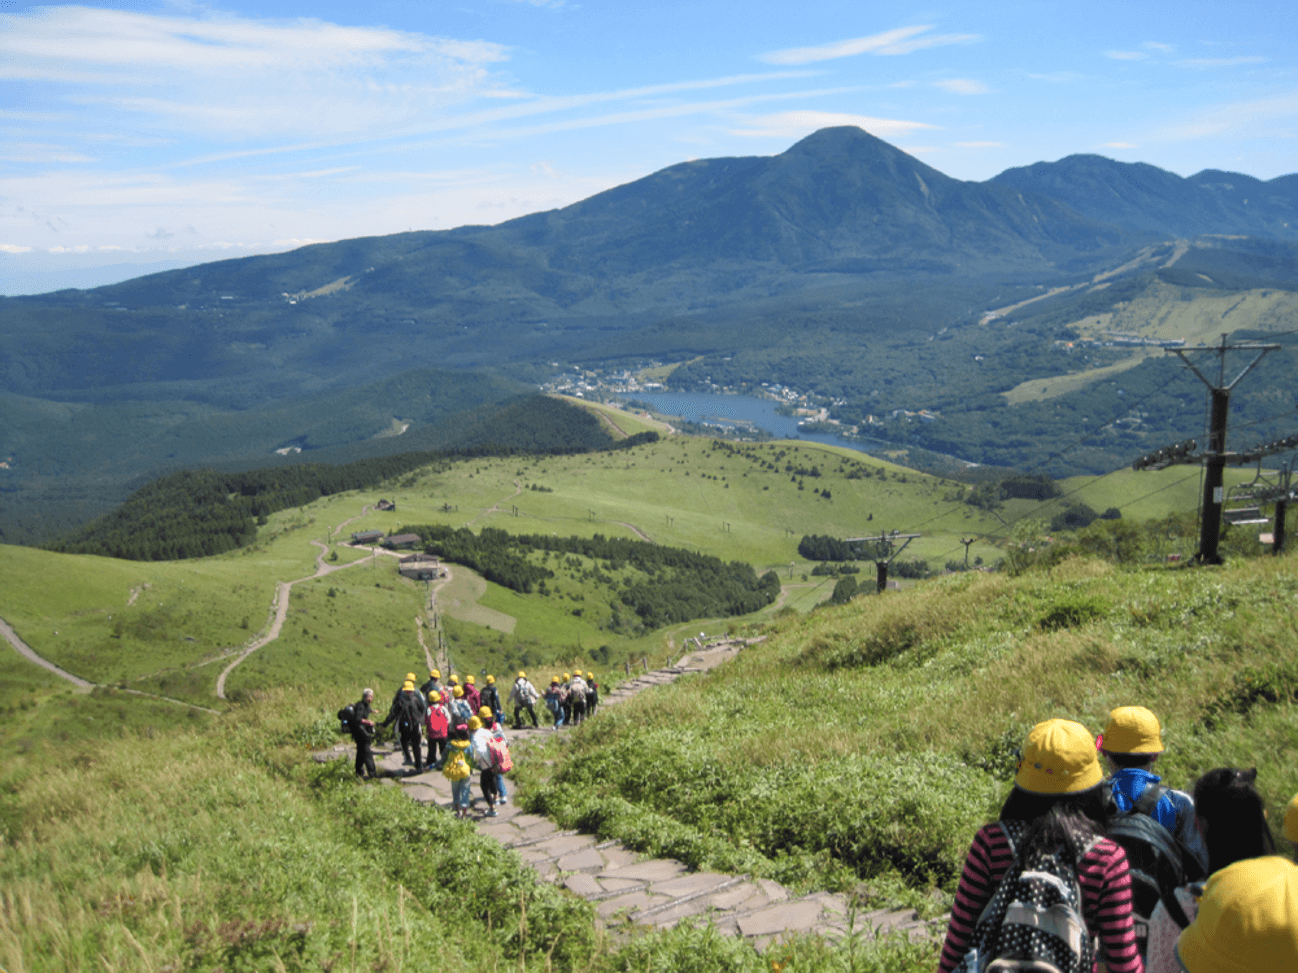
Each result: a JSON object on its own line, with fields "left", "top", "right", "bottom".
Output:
{"left": 845, "top": 530, "right": 922, "bottom": 593}
{"left": 1132, "top": 334, "right": 1294, "bottom": 563}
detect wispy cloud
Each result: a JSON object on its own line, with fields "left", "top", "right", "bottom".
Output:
{"left": 1103, "top": 142, "right": 1137, "bottom": 149}
{"left": 1106, "top": 50, "right": 1148, "bottom": 61}
{"left": 1027, "top": 71, "right": 1083, "bottom": 83}
{"left": 1154, "top": 93, "right": 1298, "bottom": 141}
{"left": 1, "top": 244, "right": 33, "bottom": 254}
{"left": 1177, "top": 56, "right": 1266, "bottom": 68}
{"left": 1144, "top": 42, "right": 1174, "bottom": 53}
{"left": 934, "top": 79, "right": 989, "bottom": 95}
{"left": 761, "top": 26, "right": 977, "bottom": 65}
{"left": 730, "top": 110, "right": 935, "bottom": 139}
{"left": 0, "top": 7, "right": 515, "bottom": 140}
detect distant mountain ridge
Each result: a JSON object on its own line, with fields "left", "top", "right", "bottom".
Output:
{"left": 992, "top": 153, "right": 1298, "bottom": 240}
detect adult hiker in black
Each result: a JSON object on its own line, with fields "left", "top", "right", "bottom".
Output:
{"left": 388, "top": 672, "right": 424, "bottom": 765}
{"left": 382, "top": 679, "right": 427, "bottom": 772}
{"left": 351, "top": 688, "right": 377, "bottom": 779}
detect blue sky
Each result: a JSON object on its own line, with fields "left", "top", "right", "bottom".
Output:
{"left": 2, "top": 0, "right": 1294, "bottom": 293}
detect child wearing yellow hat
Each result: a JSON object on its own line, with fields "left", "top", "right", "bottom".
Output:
{"left": 938, "top": 719, "right": 1143, "bottom": 973}
{"left": 1100, "top": 706, "right": 1209, "bottom": 879}
{"left": 1144, "top": 767, "right": 1277, "bottom": 973}
{"left": 1174, "top": 856, "right": 1298, "bottom": 972}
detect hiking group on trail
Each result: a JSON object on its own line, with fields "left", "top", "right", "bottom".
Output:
{"left": 341, "top": 671, "right": 1298, "bottom": 970}
{"left": 339, "top": 668, "right": 600, "bottom": 818}
{"left": 938, "top": 706, "right": 1298, "bottom": 973}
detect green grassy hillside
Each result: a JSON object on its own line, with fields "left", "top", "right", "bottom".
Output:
{"left": 521, "top": 551, "right": 1298, "bottom": 907}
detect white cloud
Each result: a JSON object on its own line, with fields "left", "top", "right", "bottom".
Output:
{"left": 761, "top": 26, "right": 977, "bottom": 65}
{"left": 934, "top": 79, "right": 989, "bottom": 95}
{"left": 1103, "top": 142, "right": 1137, "bottom": 149}
{"left": 1144, "top": 42, "right": 1174, "bottom": 53}
{"left": 0, "top": 7, "right": 514, "bottom": 140}
{"left": 1106, "top": 51, "right": 1148, "bottom": 61}
{"left": 730, "top": 110, "right": 936, "bottom": 139}
{"left": 1155, "top": 93, "right": 1298, "bottom": 142}
{"left": 1177, "top": 56, "right": 1266, "bottom": 68}
{"left": 1, "top": 244, "right": 33, "bottom": 254}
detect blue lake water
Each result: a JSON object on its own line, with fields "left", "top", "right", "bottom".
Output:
{"left": 618, "top": 391, "right": 885, "bottom": 456}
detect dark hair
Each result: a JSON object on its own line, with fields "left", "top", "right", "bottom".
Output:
{"left": 1193, "top": 767, "right": 1275, "bottom": 874}
{"left": 1102, "top": 750, "right": 1158, "bottom": 770}
{"left": 999, "top": 785, "right": 1109, "bottom": 863}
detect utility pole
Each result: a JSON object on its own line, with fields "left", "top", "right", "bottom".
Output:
{"left": 845, "top": 530, "right": 921, "bottom": 593}
{"left": 1150, "top": 335, "right": 1280, "bottom": 564}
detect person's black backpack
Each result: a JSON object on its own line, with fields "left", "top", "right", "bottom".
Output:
{"left": 1105, "top": 785, "right": 1193, "bottom": 951}
{"left": 337, "top": 704, "right": 356, "bottom": 735}
{"left": 958, "top": 819, "right": 1098, "bottom": 973}
{"left": 396, "top": 691, "right": 423, "bottom": 731}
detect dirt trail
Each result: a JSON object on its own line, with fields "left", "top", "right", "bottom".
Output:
{"left": 1, "top": 615, "right": 221, "bottom": 713}
{"left": 316, "top": 640, "right": 938, "bottom": 948}
{"left": 0, "top": 616, "right": 95, "bottom": 692}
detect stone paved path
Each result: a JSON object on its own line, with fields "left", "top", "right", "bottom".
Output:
{"left": 319, "top": 641, "right": 942, "bottom": 948}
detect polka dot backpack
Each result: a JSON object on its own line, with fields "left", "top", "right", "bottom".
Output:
{"left": 957, "top": 819, "right": 1099, "bottom": 973}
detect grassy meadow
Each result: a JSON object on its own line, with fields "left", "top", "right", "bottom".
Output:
{"left": 2, "top": 427, "right": 1295, "bottom": 972}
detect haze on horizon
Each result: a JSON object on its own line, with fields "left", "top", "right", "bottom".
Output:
{"left": 2, "top": 0, "right": 1295, "bottom": 294}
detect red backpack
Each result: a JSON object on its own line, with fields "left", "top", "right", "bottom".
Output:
{"left": 426, "top": 706, "right": 449, "bottom": 740}
{"left": 488, "top": 733, "right": 513, "bottom": 773}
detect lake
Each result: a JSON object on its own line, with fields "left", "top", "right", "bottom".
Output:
{"left": 617, "top": 391, "right": 886, "bottom": 455}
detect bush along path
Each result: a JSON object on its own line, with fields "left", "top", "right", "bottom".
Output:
{"left": 316, "top": 640, "right": 940, "bottom": 950}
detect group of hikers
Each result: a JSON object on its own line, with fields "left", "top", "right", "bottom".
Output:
{"left": 938, "top": 706, "right": 1298, "bottom": 973}
{"left": 339, "top": 668, "right": 601, "bottom": 818}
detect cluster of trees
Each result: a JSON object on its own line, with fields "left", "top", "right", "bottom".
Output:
{"left": 406, "top": 525, "right": 554, "bottom": 593}
{"left": 47, "top": 454, "right": 454, "bottom": 560}
{"left": 42, "top": 416, "right": 659, "bottom": 561}
{"left": 405, "top": 526, "right": 780, "bottom": 628}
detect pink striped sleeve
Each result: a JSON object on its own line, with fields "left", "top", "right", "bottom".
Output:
{"left": 1079, "top": 838, "right": 1144, "bottom": 973}
{"left": 937, "top": 825, "right": 1014, "bottom": 973}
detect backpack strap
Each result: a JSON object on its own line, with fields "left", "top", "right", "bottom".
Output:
{"left": 1133, "top": 783, "right": 1168, "bottom": 816}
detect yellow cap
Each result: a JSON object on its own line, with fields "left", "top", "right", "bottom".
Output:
{"left": 479, "top": 705, "right": 494, "bottom": 720}
{"left": 466, "top": 675, "right": 475, "bottom": 684}
{"left": 1014, "top": 719, "right": 1104, "bottom": 795}
{"left": 430, "top": 669, "right": 440, "bottom": 679}
{"left": 449, "top": 674, "right": 459, "bottom": 684}
{"left": 1102, "top": 706, "right": 1164, "bottom": 754}
{"left": 402, "top": 680, "right": 414, "bottom": 690}
{"left": 406, "top": 672, "right": 417, "bottom": 683}
{"left": 452, "top": 686, "right": 464, "bottom": 698}
{"left": 518, "top": 670, "right": 526, "bottom": 678}
{"left": 467, "top": 716, "right": 482, "bottom": 731}
{"left": 563, "top": 672, "right": 570, "bottom": 680}
{"left": 1284, "top": 793, "right": 1298, "bottom": 843}
{"left": 486, "top": 675, "right": 495, "bottom": 684}
{"left": 587, "top": 671, "right": 594, "bottom": 679}
{"left": 1175, "top": 856, "right": 1298, "bottom": 973}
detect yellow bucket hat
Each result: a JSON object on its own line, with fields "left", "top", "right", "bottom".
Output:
{"left": 405, "top": 672, "right": 417, "bottom": 683}
{"left": 1284, "top": 793, "right": 1298, "bottom": 843}
{"left": 1101, "top": 706, "right": 1164, "bottom": 754}
{"left": 467, "top": 716, "right": 482, "bottom": 731}
{"left": 1014, "top": 719, "right": 1104, "bottom": 795}
{"left": 452, "top": 686, "right": 464, "bottom": 698}
{"left": 430, "top": 668, "right": 440, "bottom": 679}
{"left": 402, "top": 680, "right": 414, "bottom": 691}
{"left": 478, "top": 705, "right": 494, "bottom": 720}
{"left": 486, "top": 675, "right": 495, "bottom": 684}
{"left": 1175, "top": 856, "right": 1298, "bottom": 973}
{"left": 466, "top": 675, "right": 475, "bottom": 685}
